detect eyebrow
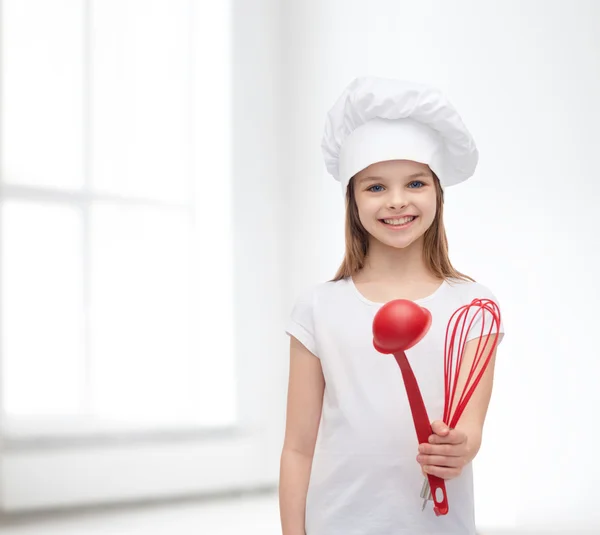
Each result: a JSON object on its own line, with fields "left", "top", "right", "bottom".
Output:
{"left": 358, "top": 171, "right": 431, "bottom": 184}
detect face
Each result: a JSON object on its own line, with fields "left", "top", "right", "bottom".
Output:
{"left": 353, "top": 159, "right": 437, "bottom": 250}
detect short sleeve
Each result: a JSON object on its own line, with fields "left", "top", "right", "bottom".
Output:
{"left": 464, "top": 284, "right": 505, "bottom": 346}
{"left": 285, "top": 286, "right": 319, "bottom": 358}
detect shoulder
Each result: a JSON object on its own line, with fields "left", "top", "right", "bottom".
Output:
{"left": 289, "top": 278, "right": 349, "bottom": 309}
{"left": 444, "top": 277, "right": 500, "bottom": 302}
{"left": 443, "top": 276, "right": 505, "bottom": 336}
{"left": 286, "top": 279, "right": 350, "bottom": 356}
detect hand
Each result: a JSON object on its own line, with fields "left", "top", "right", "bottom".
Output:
{"left": 416, "top": 420, "right": 469, "bottom": 480}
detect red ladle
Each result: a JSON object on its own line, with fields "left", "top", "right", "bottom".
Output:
{"left": 372, "top": 299, "right": 449, "bottom": 516}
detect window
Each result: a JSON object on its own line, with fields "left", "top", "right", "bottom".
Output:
{"left": 1, "top": 0, "right": 235, "bottom": 439}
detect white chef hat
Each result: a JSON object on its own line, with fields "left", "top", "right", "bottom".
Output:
{"left": 321, "top": 76, "right": 479, "bottom": 194}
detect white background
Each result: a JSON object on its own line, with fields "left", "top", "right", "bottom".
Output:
{"left": 1, "top": 0, "right": 599, "bottom": 533}
{"left": 281, "top": 0, "right": 600, "bottom": 532}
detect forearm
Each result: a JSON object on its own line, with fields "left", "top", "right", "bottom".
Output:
{"left": 279, "top": 447, "right": 314, "bottom": 535}
{"left": 454, "top": 421, "right": 483, "bottom": 464}
{"left": 451, "top": 335, "right": 498, "bottom": 465}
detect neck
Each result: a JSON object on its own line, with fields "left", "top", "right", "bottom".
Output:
{"left": 357, "top": 236, "right": 438, "bottom": 284}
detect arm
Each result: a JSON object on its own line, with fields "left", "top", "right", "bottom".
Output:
{"left": 419, "top": 334, "right": 501, "bottom": 478}
{"left": 453, "top": 333, "right": 501, "bottom": 463}
{"left": 279, "top": 336, "right": 325, "bottom": 535}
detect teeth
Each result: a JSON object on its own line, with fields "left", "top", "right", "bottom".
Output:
{"left": 383, "top": 216, "right": 416, "bottom": 225}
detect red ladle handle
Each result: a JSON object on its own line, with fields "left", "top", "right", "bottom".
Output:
{"left": 394, "top": 350, "right": 448, "bottom": 516}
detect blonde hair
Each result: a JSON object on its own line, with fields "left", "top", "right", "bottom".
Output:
{"left": 331, "top": 172, "right": 475, "bottom": 283}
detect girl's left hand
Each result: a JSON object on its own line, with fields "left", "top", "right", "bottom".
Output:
{"left": 416, "top": 420, "right": 469, "bottom": 480}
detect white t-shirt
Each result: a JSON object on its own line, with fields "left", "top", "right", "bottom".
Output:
{"left": 285, "top": 276, "right": 506, "bottom": 535}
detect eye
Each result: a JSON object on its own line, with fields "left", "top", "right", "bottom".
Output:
{"left": 367, "top": 184, "right": 384, "bottom": 192}
{"left": 408, "top": 180, "right": 425, "bottom": 188}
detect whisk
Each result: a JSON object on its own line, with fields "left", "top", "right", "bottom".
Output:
{"left": 419, "top": 298, "right": 502, "bottom": 510}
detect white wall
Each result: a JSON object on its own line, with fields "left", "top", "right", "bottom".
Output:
{"left": 0, "top": 0, "right": 290, "bottom": 513}
{"left": 231, "top": 0, "right": 287, "bottom": 483}
{"left": 281, "top": 0, "right": 600, "bottom": 531}
{"left": 3, "top": 1, "right": 598, "bottom": 529}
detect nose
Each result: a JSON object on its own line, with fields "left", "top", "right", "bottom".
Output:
{"left": 386, "top": 187, "right": 408, "bottom": 210}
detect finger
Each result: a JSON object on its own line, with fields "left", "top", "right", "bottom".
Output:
{"left": 422, "top": 464, "right": 462, "bottom": 480}
{"left": 419, "top": 443, "right": 465, "bottom": 457}
{"left": 429, "top": 429, "right": 467, "bottom": 445}
{"left": 430, "top": 420, "right": 450, "bottom": 436}
{"left": 417, "top": 454, "right": 464, "bottom": 469}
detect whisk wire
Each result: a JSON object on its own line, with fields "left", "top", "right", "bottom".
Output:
{"left": 421, "top": 298, "right": 502, "bottom": 509}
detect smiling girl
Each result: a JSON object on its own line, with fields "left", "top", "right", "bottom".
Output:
{"left": 279, "top": 77, "right": 506, "bottom": 535}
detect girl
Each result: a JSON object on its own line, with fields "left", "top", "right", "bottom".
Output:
{"left": 279, "top": 77, "right": 505, "bottom": 535}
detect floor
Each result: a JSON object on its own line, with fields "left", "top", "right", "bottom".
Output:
{"left": 0, "top": 491, "right": 591, "bottom": 535}
{"left": 0, "top": 490, "right": 281, "bottom": 535}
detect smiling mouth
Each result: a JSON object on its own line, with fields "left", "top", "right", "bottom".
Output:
{"left": 379, "top": 216, "right": 418, "bottom": 228}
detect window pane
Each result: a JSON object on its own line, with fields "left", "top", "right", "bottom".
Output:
{"left": 189, "top": 0, "right": 236, "bottom": 427}
{"left": 1, "top": 201, "right": 84, "bottom": 415}
{"left": 91, "top": 0, "right": 191, "bottom": 203}
{"left": 90, "top": 203, "right": 234, "bottom": 426}
{"left": 1, "top": 0, "right": 84, "bottom": 189}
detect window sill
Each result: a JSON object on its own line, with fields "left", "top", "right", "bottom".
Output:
{"left": 2, "top": 416, "right": 241, "bottom": 451}
{"left": 0, "top": 424, "right": 277, "bottom": 514}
